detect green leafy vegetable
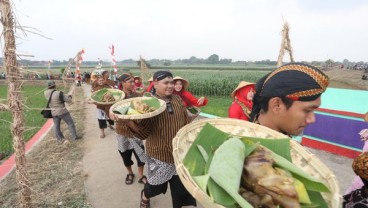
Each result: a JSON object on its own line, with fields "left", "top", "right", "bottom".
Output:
{"left": 240, "top": 137, "right": 292, "bottom": 162}
{"left": 92, "top": 88, "right": 109, "bottom": 101}
{"left": 113, "top": 106, "right": 129, "bottom": 115}
{"left": 208, "top": 138, "right": 252, "bottom": 208}
{"left": 187, "top": 107, "right": 198, "bottom": 114}
{"left": 142, "top": 97, "right": 160, "bottom": 109}
{"left": 272, "top": 152, "right": 330, "bottom": 193}
{"left": 183, "top": 123, "right": 229, "bottom": 176}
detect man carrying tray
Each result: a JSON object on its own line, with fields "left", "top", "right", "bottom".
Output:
{"left": 250, "top": 62, "right": 329, "bottom": 137}
{"left": 112, "top": 71, "right": 196, "bottom": 208}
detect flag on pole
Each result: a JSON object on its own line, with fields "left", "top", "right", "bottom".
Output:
{"left": 109, "top": 44, "right": 118, "bottom": 76}
{"left": 75, "top": 48, "right": 84, "bottom": 75}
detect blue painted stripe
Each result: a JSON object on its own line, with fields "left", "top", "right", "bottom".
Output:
{"left": 321, "top": 88, "right": 368, "bottom": 114}
{"left": 199, "top": 112, "right": 220, "bottom": 118}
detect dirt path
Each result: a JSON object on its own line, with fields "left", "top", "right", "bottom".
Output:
{"left": 82, "top": 84, "right": 174, "bottom": 208}
{"left": 81, "top": 84, "right": 356, "bottom": 208}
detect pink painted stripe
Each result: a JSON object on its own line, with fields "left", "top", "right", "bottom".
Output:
{"left": 0, "top": 119, "right": 54, "bottom": 181}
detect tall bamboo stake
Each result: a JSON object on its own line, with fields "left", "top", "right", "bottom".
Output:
{"left": 277, "top": 21, "right": 295, "bottom": 67}
{"left": 0, "top": 0, "right": 32, "bottom": 207}
{"left": 139, "top": 56, "right": 152, "bottom": 82}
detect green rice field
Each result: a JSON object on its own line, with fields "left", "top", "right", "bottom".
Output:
{"left": 0, "top": 85, "right": 48, "bottom": 157}
{"left": 0, "top": 68, "right": 268, "bottom": 157}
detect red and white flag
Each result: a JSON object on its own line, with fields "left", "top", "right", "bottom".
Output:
{"left": 75, "top": 48, "right": 84, "bottom": 75}
{"left": 109, "top": 44, "right": 118, "bottom": 75}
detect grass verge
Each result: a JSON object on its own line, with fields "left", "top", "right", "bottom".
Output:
{"left": 0, "top": 85, "right": 50, "bottom": 157}
{"left": 0, "top": 85, "right": 88, "bottom": 207}
{"left": 201, "top": 96, "right": 232, "bottom": 117}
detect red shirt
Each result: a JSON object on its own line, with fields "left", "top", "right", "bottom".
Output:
{"left": 175, "top": 90, "right": 208, "bottom": 107}
{"left": 228, "top": 102, "right": 250, "bottom": 121}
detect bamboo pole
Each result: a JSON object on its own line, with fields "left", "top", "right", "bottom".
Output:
{"left": 277, "top": 22, "right": 295, "bottom": 67}
{"left": 139, "top": 55, "right": 152, "bottom": 83}
{"left": 0, "top": 0, "right": 32, "bottom": 207}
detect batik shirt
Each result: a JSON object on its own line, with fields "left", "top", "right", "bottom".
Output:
{"left": 343, "top": 187, "right": 368, "bottom": 208}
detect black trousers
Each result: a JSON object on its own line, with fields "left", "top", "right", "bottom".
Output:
{"left": 98, "top": 119, "right": 114, "bottom": 129}
{"left": 118, "top": 149, "right": 145, "bottom": 167}
{"left": 143, "top": 175, "right": 196, "bottom": 208}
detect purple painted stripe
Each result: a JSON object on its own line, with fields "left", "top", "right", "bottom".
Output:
{"left": 303, "top": 114, "right": 368, "bottom": 149}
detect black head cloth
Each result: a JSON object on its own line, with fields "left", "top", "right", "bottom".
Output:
{"left": 153, "top": 71, "right": 173, "bottom": 81}
{"left": 257, "top": 62, "right": 329, "bottom": 101}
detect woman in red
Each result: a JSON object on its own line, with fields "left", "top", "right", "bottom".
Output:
{"left": 228, "top": 81, "right": 255, "bottom": 121}
{"left": 145, "top": 76, "right": 154, "bottom": 94}
{"left": 133, "top": 76, "right": 145, "bottom": 92}
{"left": 173, "top": 76, "right": 208, "bottom": 107}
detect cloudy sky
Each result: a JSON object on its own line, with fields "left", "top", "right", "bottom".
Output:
{"left": 11, "top": 0, "right": 368, "bottom": 62}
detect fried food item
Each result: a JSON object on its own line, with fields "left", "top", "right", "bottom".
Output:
{"left": 102, "top": 92, "right": 115, "bottom": 102}
{"left": 241, "top": 147, "right": 300, "bottom": 208}
{"left": 132, "top": 100, "right": 156, "bottom": 114}
{"left": 239, "top": 187, "right": 275, "bottom": 208}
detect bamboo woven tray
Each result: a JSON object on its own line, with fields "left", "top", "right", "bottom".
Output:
{"left": 172, "top": 118, "right": 341, "bottom": 208}
{"left": 109, "top": 97, "right": 166, "bottom": 120}
{"left": 91, "top": 89, "right": 125, "bottom": 105}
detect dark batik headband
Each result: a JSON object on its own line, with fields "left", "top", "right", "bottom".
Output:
{"left": 153, "top": 71, "right": 173, "bottom": 81}
{"left": 259, "top": 63, "right": 329, "bottom": 101}
{"left": 118, "top": 73, "right": 133, "bottom": 82}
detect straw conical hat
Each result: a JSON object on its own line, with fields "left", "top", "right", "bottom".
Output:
{"left": 147, "top": 76, "right": 153, "bottom": 82}
{"left": 173, "top": 76, "right": 189, "bottom": 89}
{"left": 364, "top": 112, "right": 368, "bottom": 122}
{"left": 231, "top": 81, "right": 255, "bottom": 98}
{"left": 134, "top": 76, "right": 142, "bottom": 81}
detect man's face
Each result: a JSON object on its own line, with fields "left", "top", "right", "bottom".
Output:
{"left": 97, "top": 78, "right": 104, "bottom": 86}
{"left": 275, "top": 97, "right": 321, "bottom": 136}
{"left": 154, "top": 77, "right": 174, "bottom": 97}
{"left": 122, "top": 77, "right": 134, "bottom": 91}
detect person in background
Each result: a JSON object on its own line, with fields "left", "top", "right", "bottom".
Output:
{"left": 173, "top": 76, "right": 208, "bottom": 107}
{"left": 114, "top": 73, "right": 147, "bottom": 185}
{"left": 117, "top": 71, "right": 196, "bottom": 208}
{"left": 93, "top": 70, "right": 115, "bottom": 90}
{"left": 91, "top": 76, "right": 115, "bottom": 138}
{"left": 85, "top": 72, "right": 91, "bottom": 85}
{"left": 345, "top": 112, "right": 368, "bottom": 195}
{"left": 102, "top": 70, "right": 116, "bottom": 88}
{"left": 228, "top": 81, "right": 255, "bottom": 121}
{"left": 145, "top": 76, "right": 154, "bottom": 94}
{"left": 343, "top": 152, "right": 368, "bottom": 207}
{"left": 44, "top": 80, "right": 80, "bottom": 144}
{"left": 250, "top": 63, "right": 329, "bottom": 137}
{"left": 75, "top": 74, "right": 82, "bottom": 87}
{"left": 133, "top": 76, "right": 145, "bottom": 92}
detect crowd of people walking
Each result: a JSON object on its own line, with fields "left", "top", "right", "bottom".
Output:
{"left": 42, "top": 63, "right": 368, "bottom": 207}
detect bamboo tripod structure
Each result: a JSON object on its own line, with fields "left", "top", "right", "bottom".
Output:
{"left": 0, "top": 0, "right": 32, "bottom": 207}
{"left": 277, "top": 21, "right": 295, "bottom": 67}
{"left": 139, "top": 55, "right": 152, "bottom": 82}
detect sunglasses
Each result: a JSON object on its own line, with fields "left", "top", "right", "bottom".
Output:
{"left": 166, "top": 102, "right": 174, "bottom": 114}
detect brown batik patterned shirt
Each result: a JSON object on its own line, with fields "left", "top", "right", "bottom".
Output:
{"left": 133, "top": 94, "right": 189, "bottom": 164}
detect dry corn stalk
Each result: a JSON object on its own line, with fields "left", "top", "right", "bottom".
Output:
{"left": 277, "top": 21, "right": 295, "bottom": 67}
{"left": 0, "top": 0, "right": 32, "bottom": 207}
